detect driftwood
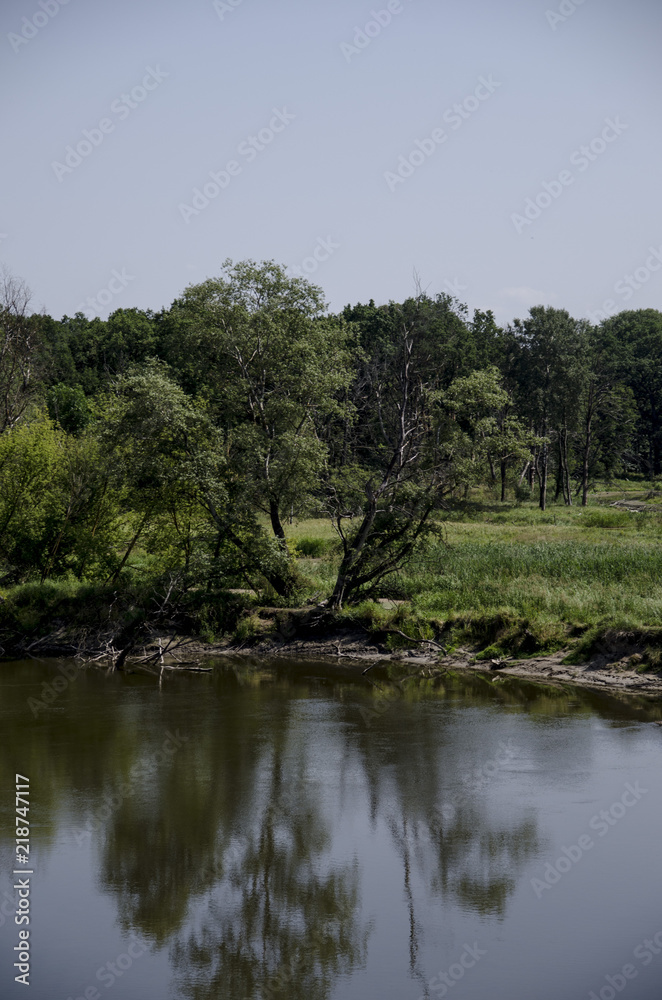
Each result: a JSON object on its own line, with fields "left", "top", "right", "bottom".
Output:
{"left": 385, "top": 629, "right": 448, "bottom": 654}
{"left": 608, "top": 499, "right": 659, "bottom": 512}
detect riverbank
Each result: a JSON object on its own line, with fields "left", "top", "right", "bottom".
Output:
{"left": 202, "top": 625, "right": 662, "bottom": 696}
{"left": 5, "top": 620, "right": 662, "bottom": 696}
{"left": 2, "top": 496, "right": 661, "bottom": 697}
{"left": 3, "top": 597, "right": 662, "bottom": 697}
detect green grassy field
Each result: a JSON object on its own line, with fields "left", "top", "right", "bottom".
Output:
{"left": 1, "top": 484, "right": 661, "bottom": 665}
{"left": 287, "top": 489, "right": 662, "bottom": 662}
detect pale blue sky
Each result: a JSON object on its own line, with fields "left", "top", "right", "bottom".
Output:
{"left": 1, "top": 0, "right": 661, "bottom": 325}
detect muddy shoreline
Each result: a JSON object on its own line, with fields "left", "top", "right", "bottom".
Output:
{"left": 195, "top": 630, "right": 662, "bottom": 697}
{"left": 6, "top": 627, "right": 662, "bottom": 697}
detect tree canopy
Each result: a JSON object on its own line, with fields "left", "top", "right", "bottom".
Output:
{"left": 1, "top": 261, "right": 660, "bottom": 607}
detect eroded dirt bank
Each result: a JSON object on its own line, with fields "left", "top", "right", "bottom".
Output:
{"left": 202, "top": 629, "right": 662, "bottom": 696}
{"left": 6, "top": 619, "right": 662, "bottom": 697}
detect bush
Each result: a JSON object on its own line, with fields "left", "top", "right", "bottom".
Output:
{"left": 581, "top": 509, "right": 632, "bottom": 529}
{"left": 295, "top": 537, "right": 332, "bottom": 558}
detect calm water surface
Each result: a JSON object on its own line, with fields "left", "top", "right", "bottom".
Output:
{"left": 1, "top": 658, "right": 662, "bottom": 1000}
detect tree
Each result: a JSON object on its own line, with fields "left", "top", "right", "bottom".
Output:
{"left": 0, "top": 411, "right": 118, "bottom": 583}
{"left": 100, "top": 359, "right": 303, "bottom": 597}
{"left": 511, "top": 307, "right": 589, "bottom": 509}
{"left": 99, "top": 360, "right": 216, "bottom": 583}
{"left": 0, "top": 268, "right": 42, "bottom": 434}
{"left": 326, "top": 295, "right": 450, "bottom": 609}
{"left": 162, "top": 260, "right": 353, "bottom": 595}
{"left": 442, "top": 367, "right": 537, "bottom": 501}
{"left": 599, "top": 309, "right": 662, "bottom": 477}
{"left": 572, "top": 325, "right": 636, "bottom": 503}
{"left": 47, "top": 383, "right": 91, "bottom": 435}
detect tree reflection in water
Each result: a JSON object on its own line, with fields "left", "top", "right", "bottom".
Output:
{"left": 96, "top": 675, "right": 371, "bottom": 999}
{"left": 350, "top": 672, "right": 542, "bottom": 994}
{"left": 170, "top": 778, "right": 369, "bottom": 1000}
{"left": 5, "top": 660, "right": 652, "bottom": 999}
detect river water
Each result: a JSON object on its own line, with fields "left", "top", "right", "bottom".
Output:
{"left": 1, "top": 657, "right": 662, "bottom": 1000}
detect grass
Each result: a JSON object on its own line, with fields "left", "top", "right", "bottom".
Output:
{"left": 287, "top": 495, "right": 662, "bottom": 663}
{"left": 0, "top": 576, "right": 247, "bottom": 653}
{"left": 1, "top": 490, "right": 661, "bottom": 667}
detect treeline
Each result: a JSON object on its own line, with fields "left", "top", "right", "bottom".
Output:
{"left": 1, "top": 260, "right": 660, "bottom": 606}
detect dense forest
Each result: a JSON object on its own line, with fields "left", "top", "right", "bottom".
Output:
{"left": 1, "top": 259, "right": 661, "bottom": 611}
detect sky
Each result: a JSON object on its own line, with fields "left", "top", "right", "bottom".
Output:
{"left": 1, "top": 0, "right": 661, "bottom": 326}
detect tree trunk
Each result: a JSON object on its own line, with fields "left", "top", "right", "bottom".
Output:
{"left": 203, "top": 495, "right": 295, "bottom": 598}
{"left": 269, "top": 500, "right": 286, "bottom": 542}
{"left": 77, "top": 483, "right": 108, "bottom": 580}
{"left": 41, "top": 508, "right": 72, "bottom": 583}
{"left": 500, "top": 459, "right": 507, "bottom": 502}
{"left": 554, "top": 441, "right": 564, "bottom": 502}
{"left": 581, "top": 389, "right": 594, "bottom": 506}
{"left": 108, "top": 509, "right": 150, "bottom": 584}
{"left": 538, "top": 441, "right": 548, "bottom": 511}
{"left": 651, "top": 398, "right": 660, "bottom": 476}
{"left": 329, "top": 505, "right": 377, "bottom": 610}
{"left": 562, "top": 421, "right": 572, "bottom": 506}
{"left": 518, "top": 460, "right": 531, "bottom": 486}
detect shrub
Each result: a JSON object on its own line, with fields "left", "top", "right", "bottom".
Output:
{"left": 295, "top": 537, "right": 332, "bottom": 558}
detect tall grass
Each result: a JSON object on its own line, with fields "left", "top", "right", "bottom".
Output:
{"left": 292, "top": 502, "right": 662, "bottom": 656}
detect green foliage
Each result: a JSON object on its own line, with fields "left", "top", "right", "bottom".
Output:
{"left": 294, "top": 537, "right": 334, "bottom": 557}
{"left": 168, "top": 260, "right": 352, "bottom": 528}
{"left": 580, "top": 508, "right": 633, "bottom": 529}
{"left": 0, "top": 263, "right": 661, "bottom": 662}
{"left": 47, "top": 383, "right": 90, "bottom": 434}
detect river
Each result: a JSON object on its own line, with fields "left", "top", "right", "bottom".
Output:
{"left": 1, "top": 657, "right": 661, "bottom": 999}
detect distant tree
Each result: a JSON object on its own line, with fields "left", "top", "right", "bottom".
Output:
{"left": 0, "top": 268, "right": 42, "bottom": 434}
{"left": 599, "top": 309, "right": 662, "bottom": 477}
{"left": 574, "top": 326, "right": 636, "bottom": 503}
{"left": 326, "top": 295, "right": 451, "bottom": 609}
{"left": 47, "top": 383, "right": 91, "bottom": 435}
{"left": 511, "top": 307, "right": 589, "bottom": 509}
{"left": 335, "top": 292, "right": 476, "bottom": 475}
{"left": 441, "top": 367, "right": 538, "bottom": 501}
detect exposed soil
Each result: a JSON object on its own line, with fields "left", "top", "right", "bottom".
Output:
{"left": 6, "top": 614, "right": 662, "bottom": 697}
{"left": 195, "top": 629, "right": 662, "bottom": 696}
